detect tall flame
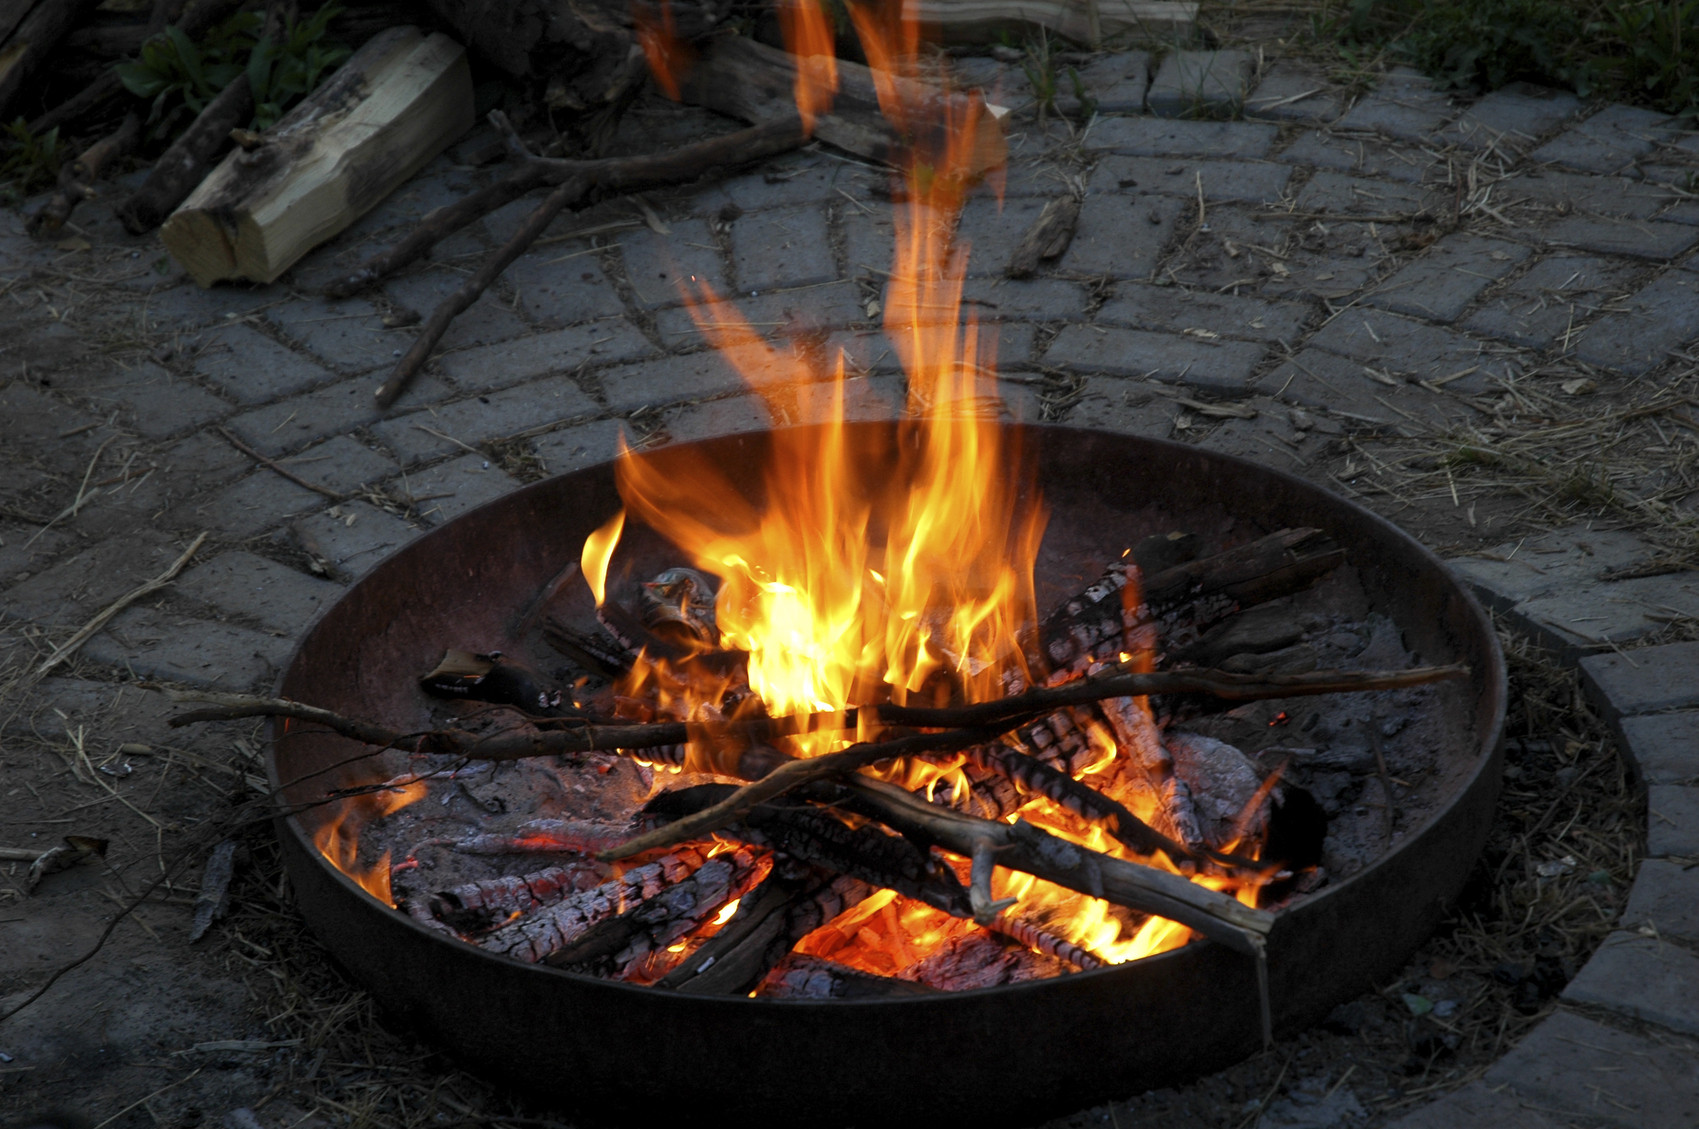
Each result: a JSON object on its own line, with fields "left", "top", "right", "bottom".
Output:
{"left": 593, "top": 0, "right": 1264, "bottom": 970}
{"left": 778, "top": 0, "right": 839, "bottom": 133}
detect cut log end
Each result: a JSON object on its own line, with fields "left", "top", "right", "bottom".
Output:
{"left": 159, "top": 27, "right": 475, "bottom": 287}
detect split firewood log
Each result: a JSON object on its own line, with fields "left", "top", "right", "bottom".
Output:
{"left": 0, "top": 0, "right": 104, "bottom": 119}
{"left": 160, "top": 25, "right": 474, "bottom": 286}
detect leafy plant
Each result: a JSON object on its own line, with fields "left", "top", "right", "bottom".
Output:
{"left": 114, "top": 5, "right": 350, "bottom": 140}
{"left": 246, "top": 4, "right": 352, "bottom": 130}
{"left": 1321, "top": 0, "right": 1699, "bottom": 118}
{"left": 116, "top": 22, "right": 248, "bottom": 138}
{"left": 0, "top": 118, "right": 63, "bottom": 202}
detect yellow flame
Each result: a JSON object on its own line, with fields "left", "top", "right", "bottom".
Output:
{"left": 581, "top": 509, "right": 626, "bottom": 607}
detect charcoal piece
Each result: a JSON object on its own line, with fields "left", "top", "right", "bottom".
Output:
{"left": 547, "top": 846, "right": 764, "bottom": 973}
{"left": 477, "top": 847, "right": 709, "bottom": 963}
{"left": 420, "top": 649, "right": 572, "bottom": 716}
{"left": 758, "top": 954, "right": 936, "bottom": 999}
{"left": 646, "top": 784, "right": 974, "bottom": 918}
{"left": 899, "top": 931, "right": 1067, "bottom": 990}
{"left": 421, "top": 860, "right": 606, "bottom": 932}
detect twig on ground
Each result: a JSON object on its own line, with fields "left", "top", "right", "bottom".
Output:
{"left": 36, "top": 532, "right": 209, "bottom": 677}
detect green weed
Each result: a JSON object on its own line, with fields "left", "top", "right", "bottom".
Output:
{"left": 0, "top": 119, "right": 63, "bottom": 203}
{"left": 115, "top": 5, "right": 349, "bottom": 140}
{"left": 1323, "top": 0, "right": 1699, "bottom": 118}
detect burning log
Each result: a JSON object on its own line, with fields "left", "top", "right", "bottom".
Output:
{"left": 661, "top": 867, "right": 874, "bottom": 995}
{"left": 899, "top": 932, "right": 1067, "bottom": 991}
{"left": 544, "top": 845, "right": 764, "bottom": 975}
{"left": 412, "top": 860, "right": 606, "bottom": 933}
{"left": 160, "top": 27, "right": 475, "bottom": 286}
{"left": 987, "top": 912, "right": 1103, "bottom": 971}
{"left": 759, "top": 954, "right": 936, "bottom": 999}
{"left": 646, "top": 784, "right": 974, "bottom": 917}
{"left": 477, "top": 845, "right": 715, "bottom": 964}
{"left": 419, "top": 817, "right": 637, "bottom": 858}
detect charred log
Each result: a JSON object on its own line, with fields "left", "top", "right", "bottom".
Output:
{"left": 645, "top": 784, "right": 973, "bottom": 918}
{"left": 543, "top": 845, "right": 764, "bottom": 973}
{"left": 477, "top": 845, "right": 712, "bottom": 964}
{"left": 758, "top": 954, "right": 936, "bottom": 999}
{"left": 414, "top": 859, "right": 605, "bottom": 932}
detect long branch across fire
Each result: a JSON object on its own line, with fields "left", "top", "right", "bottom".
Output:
{"left": 177, "top": 1, "right": 1471, "bottom": 996}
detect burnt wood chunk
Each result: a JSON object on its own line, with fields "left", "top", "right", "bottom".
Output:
{"left": 420, "top": 860, "right": 605, "bottom": 932}
{"left": 544, "top": 845, "right": 764, "bottom": 972}
{"left": 647, "top": 784, "right": 974, "bottom": 918}
{"left": 899, "top": 931, "right": 1068, "bottom": 990}
{"left": 758, "top": 954, "right": 937, "bottom": 999}
{"left": 477, "top": 846, "right": 709, "bottom": 963}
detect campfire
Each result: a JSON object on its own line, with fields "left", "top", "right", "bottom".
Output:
{"left": 243, "top": 0, "right": 1474, "bottom": 1008}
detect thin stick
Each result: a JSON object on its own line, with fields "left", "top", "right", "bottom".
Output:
{"left": 218, "top": 426, "right": 345, "bottom": 500}
{"left": 36, "top": 533, "right": 209, "bottom": 677}
{"left": 372, "top": 114, "right": 809, "bottom": 410}
{"left": 601, "top": 727, "right": 1001, "bottom": 860}
{"left": 165, "top": 663, "right": 1470, "bottom": 760}
{"left": 375, "top": 174, "right": 587, "bottom": 409}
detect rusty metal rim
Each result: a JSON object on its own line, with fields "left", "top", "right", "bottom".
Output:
{"left": 268, "top": 423, "right": 1506, "bottom": 1128}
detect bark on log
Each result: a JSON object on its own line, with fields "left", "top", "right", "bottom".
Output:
{"left": 0, "top": 0, "right": 103, "bottom": 119}
{"left": 160, "top": 26, "right": 474, "bottom": 286}
{"left": 116, "top": 70, "right": 254, "bottom": 234}
{"left": 421, "top": 0, "right": 726, "bottom": 112}
{"left": 677, "top": 34, "right": 1006, "bottom": 178}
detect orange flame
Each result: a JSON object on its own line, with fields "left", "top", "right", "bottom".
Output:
{"left": 778, "top": 0, "right": 840, "bottom": 133}
{"left": 634, "top": 0, "right": 695, "bottom": 101}
{"left": 593, "top": 0, "right": 1264, "bottom": 971}
{"left": 312, "top": 782, "right": 426, "bottom": 906}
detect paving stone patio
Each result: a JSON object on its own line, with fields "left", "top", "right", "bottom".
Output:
{"left": 3, "top": 42, "right": 1698, "bottom": 1129}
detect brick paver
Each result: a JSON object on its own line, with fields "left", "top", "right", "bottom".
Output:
{"left": 5, "top": 42, "right": 1699, "bottom": 1129}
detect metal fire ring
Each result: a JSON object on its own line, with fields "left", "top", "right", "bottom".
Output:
{"left": 269, "top": 423, "right": 1506, "bottom": 1128}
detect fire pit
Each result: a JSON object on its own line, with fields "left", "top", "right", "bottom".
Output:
{"left": 267, "top": 421, "right": 1504, "bottom": 1128}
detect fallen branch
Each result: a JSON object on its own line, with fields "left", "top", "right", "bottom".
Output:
{"left": 36, "top": 532, "right": 208, "bottom": 677}
{"left": 365, "top": 113, "right": 810, "bottom": 409}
